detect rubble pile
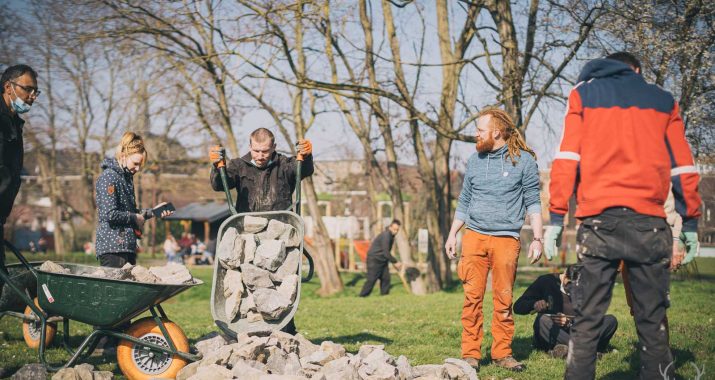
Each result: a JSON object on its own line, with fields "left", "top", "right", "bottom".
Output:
{"left": 39, "top": 261, "right": 196, "bottom": 285}
{"left": 180, "top": 330, "right": 478, "bottom": 380}
{"left": 217, "top": 216, "right": 301, "bottom": 324}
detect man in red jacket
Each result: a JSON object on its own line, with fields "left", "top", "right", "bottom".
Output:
{"left": 544, "top": 52, "right": 701, "bottom": 380}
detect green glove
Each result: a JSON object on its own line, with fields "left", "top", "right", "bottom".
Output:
{"left": 544, "top": 225, "right": 563, "bottom": 261}
{"left": 681, "top": 231, "right": 700, "bottom": 265}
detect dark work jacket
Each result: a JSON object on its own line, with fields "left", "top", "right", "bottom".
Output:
{"left": 366, "top": 229, "right": 398, "bottom": 264}
{"left": 95, "top": 158, "right": 140, "bottom": 256}
{"left": 0, "top": 98, "right": 25, "bottom": 223}
{"left": 210, "top": 152, "right": 314, "bottom": 213}
{"left": 513, "top": 274, "right": 575, "bottom": 316}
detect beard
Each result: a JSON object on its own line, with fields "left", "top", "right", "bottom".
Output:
{"left": 476, "top": 135, "right": 495, "bottom": 153}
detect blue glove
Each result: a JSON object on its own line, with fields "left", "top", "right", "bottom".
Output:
{"left": 544, "top": 225, "right": 563, "bottom": 261}
{"left": 681, "top": 231, "right": 699, "bottom": 265}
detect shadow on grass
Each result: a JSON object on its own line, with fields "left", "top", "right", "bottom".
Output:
{"left": 344, "top": 273, "right": 365, "bottom": 287}
{"left": 311, "top": 332, "right": 392, "bottom": 347}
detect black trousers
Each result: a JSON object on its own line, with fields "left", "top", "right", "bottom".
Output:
{"left": 534, "top": 314, "right": 617, "bottom": 352}
{"left": 359, "top": 260, "right": 391, "bottom": 296}
{"left": 566, "top": 208, "right": 673, "bottom": 380}
{"left": 98, "top": 252, "right": 136, "bottom": 268}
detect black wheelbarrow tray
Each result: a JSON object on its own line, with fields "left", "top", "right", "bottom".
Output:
{"left": 1, "top": 240, "right": 203, "bottom": 380}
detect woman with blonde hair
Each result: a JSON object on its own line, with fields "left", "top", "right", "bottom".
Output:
{"left": 95, "top": 132, "right": 172, "bottom": 267}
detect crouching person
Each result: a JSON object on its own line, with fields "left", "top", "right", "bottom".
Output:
{"left": 514, "top": 265, "right": 618, "bottom": 358}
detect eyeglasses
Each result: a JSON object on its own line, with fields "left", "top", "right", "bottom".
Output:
{"left": 11, "top": 82, "right": 41, "bottom": 97}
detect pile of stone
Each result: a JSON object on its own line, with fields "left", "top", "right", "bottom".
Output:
{"left": 51, "top": 364, "right": 113, "bottom": 380}
{"left": 179, "top": 330, "right": 478, "bottom": 380}
{"left": 217, "top": 216, "right": 301, "bottom": 325}
{"left": 39, "top": 260, "right": 196, "bottom": 285}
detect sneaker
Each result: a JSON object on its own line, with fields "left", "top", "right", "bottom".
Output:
{"left": 548, "top": 344, "right": 569, "bottom": 359}
{"left": 462, "top": 357, "right": 480, "bottom": 372}
{"left": 493, "top": 355, "right": 525, "bottom": 372}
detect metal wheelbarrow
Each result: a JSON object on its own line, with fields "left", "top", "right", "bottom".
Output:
{"left": 210, "top": 155, "right": 314, "bottom": 338}
{"left": 0, "top": 240, "right": 203, "bottom": 380}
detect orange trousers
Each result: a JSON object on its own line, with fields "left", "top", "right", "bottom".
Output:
{"left": 458, "top": 230, "right": 520, "bottom": 360}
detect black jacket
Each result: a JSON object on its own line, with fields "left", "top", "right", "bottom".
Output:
{"left": 514, "top": 274, "right": 575, "bottom": 316}
{"left": 366, "top": 229, "right": 398, "bottom": 264}
{"left": 0, "top": 98, "right": 25, "bottom": 223}
{"left": 95, "top": 158, "right": 140, "bottom": 256}
{"left": 210, "top": 152, "right": 314, "bottom": 212}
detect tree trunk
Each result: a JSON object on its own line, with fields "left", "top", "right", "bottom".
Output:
{"left": 302, "top": 177, "right": 344, "bottom": 295}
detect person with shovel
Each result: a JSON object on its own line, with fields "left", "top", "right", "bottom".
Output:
{"left": 209, "top": 127, "right": 313, "bottom": 335}
{"left": 359, "top": 219, "right": 403, "bottom": 297}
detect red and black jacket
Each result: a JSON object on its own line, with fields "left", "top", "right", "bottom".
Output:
{"left": 549, "top": 59, "right": 701, "bottom": 231}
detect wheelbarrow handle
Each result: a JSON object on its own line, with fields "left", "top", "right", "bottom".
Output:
{"left": 217, "top": 164, "right": 238, "bottom": 216}
{"left": 3, "top": 239, "right": 38, "bottom": 278}
{"left": 301, "top": 246, "right": 314, "bottom": 283}
{"left": 1, "top": 240, "right": 46, "bottom": 320}
{"left": 294, "top": 158, "right": 302, "bottom": 215}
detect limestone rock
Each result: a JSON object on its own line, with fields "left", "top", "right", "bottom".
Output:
{"left": 270, "top": 248, "right": 300, "bottom": 282}
{"left": 39, "top": 261, "right": 69, "bottom": 274}
{"left": 358, "top": 344, "right": 385, "bottom": 359}
{"left": 253, "top": 240, "right": 286, "bottom": 272}
{"left": 149, "top": 262, "right": 194, "bottom": 284}
{"left": 320, "top": 340, "right": 346, "bottom": 361}
{"left": 294, "top": 333, "right": 319, "bottom": 359}
{"left": 188, "top": 364, "right": 233, "bottom": 380}
{"left": 195, "top": 331, "right": 233, "bottom": 357}
{"left": 242, "top": 234, "right": 258, "bottom": 263}
{"left": 254, "top": 288, "right": 291, "bottom": 320}
{"left": 218, "top": 232, "right": 245, "bottom": 270}
{"left": 301, "top": 350, "right": 332, "bottom": 366}
{"left": 240, "top": 292, "right": 257, "bottom": 317}
{"left": 201, "top": 345, "right": 234, "bottom": 366}
{"left": 131, "top": 265, "right": 159, "bottom": 283}
{"left": 277, "top": 274, "right": 299, "bottom": 302}
{"left": 241, "top": 264, "right": 274, "bottom": 290}
{"left": 223, "top": 270, "right": 243, "bottom": 298}
{"left": 244, "top": 216, "right": 269, "bottom": 233}
{"left": 279, "top": 225, "right": 301, "bottom": 248}
{"left": 230, "top": 359, "right": 266, "bottom": 380}
{"left": 412, "top": 364, "right": 445, "bottom": 378}
{"left": 443, "top": 358, "right": 479, "bottom": 380}
{"left": 259, "top": 219, "right": 287, "bottom": 240}
{"left": 396, "top": 355, "right": 413, "bottom": 380}
{"left": 176, "top": 361, "right": 201, "bottom": 380}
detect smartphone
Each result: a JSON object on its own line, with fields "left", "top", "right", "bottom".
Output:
{"left": 152, "top": 202, "right": 176, "bottom": 218}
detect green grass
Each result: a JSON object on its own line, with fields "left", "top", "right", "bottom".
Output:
{"left": 1, "top": 256, "right": 714, "bottom": 379}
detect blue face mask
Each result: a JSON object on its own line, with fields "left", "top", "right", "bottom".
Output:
{"left": 10, "top": 85, "right": 31, "bottom": 114}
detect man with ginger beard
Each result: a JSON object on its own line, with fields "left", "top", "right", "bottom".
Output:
{"left": 445, "top": 108, "right": 544, "bottom": 372}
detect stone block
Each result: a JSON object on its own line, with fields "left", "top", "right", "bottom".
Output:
{"left": 241, "top": 264, "right": 274, "bottom": 290}
{"left": 253, "top": 240, "right": 286, "bottom": 272}
{"left": 131, "top": 265, "right": 159, "bottom": 283}
{"left": 270, "top": 249, "right": 300, "bottom": 282}
{"left": 244, "top": 216, "right": 269, "bottom": 233}
{"left": 254, "top": 288, "right": 291, "bottom": 320}
{"left": 277, "top": 274, "right": 299, "bottom": 302}
{"left": 149, "top": 262, "right": 193, "bottom": 284}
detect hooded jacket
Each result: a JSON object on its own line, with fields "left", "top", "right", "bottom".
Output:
{"left": 549, "top": 59, "right": 701, "bottom": 230}
{"left": 95, "top": 157, "right": 140, "bottom": 256}
{"left": 0, "top": 97, "right": 25, "bottom": 223}
{"left": 210, "top": 151, "right": 314, "bottom": 213}
{"left": 455, "top": 145, "right": 542, "bottom": 237}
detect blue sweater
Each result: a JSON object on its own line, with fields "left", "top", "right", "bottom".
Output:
{"left": 455, "top": 145, "right": 541, "bottom": 237}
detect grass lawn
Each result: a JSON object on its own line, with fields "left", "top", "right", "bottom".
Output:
{"left": 1, "top": 253, "right": 714, "bottom": 379}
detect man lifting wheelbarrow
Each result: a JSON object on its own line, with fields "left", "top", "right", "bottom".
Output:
{"left": 209, "top": 128, "right": 313, "bottom": 335}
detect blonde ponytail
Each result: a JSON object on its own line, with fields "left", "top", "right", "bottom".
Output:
{"left": 478, "top": 108, "right": 536, "bottom": 165}
{"left": 115, "top": 132, "right": 147, "bottom": 165}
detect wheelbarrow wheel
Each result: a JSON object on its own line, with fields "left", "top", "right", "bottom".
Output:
{"left": 117, "top": 317, "right": 189, "bottom": 380}
{"left": 22, "top": 297, "right": 57, "bottom": 349}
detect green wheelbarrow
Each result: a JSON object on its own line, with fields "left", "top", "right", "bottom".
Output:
{"left": 0, "top": 240, "right": 203, "bottom": 380}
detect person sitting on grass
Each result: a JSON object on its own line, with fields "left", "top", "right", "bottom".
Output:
{"left": 513, "top": 265, "right": 618, "bottom": 359}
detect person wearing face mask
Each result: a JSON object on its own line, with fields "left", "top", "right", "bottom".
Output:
{"left": 444, "top": 108, "right": 543, "bottom": 373}
{"left": 514, "top": 265, "right": 618, "bottom": 359}
{"left": 1, "top": 64, "right": 38, "bottom": 280}
{"left": 95, "top": 132, "right": 172, "bottom": 268}
{"left": 209, "top": 128, "right": 313, "bottom": 335}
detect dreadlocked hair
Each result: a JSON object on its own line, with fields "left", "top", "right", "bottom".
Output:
{"left": 115, "top": 131, "right": 147, "bottom": 166}
{"left": 479, "top": 107, "right": 536, "bottom": 165}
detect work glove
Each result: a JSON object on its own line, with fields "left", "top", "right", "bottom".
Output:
{"left": 209, "top": 145, "right": 226, "bottom": 167}
{"left": 543, "top": 225, "right": 563, "bottom": 261}
{"left": 297, "top": 139, "right": 312, "bottom": 161}
{"left": 681, "top": 231, "right": 700, "bottom": 265}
